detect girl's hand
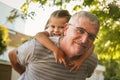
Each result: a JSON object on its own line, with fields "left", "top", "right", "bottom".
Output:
{"left": 69, "top": 59, "right": 82, "bottom": 72}
{"left": 69, "top": 44, "right": 94, "bottom": 72}
{"left": 53, "top": 48, "right": 67, "bottom": 67}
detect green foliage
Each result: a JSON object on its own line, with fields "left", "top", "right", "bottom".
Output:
{"left": 83, "top": 0, "right": 94, "bottom": 6}
{"left": 73, "top": 5, "right": 81, "bottom": 11}
{"left": 7, "top": 9, "right": 20, "bottom": 23}
{"left": 108, "top": 3, "right": 120, "bottom": 20}
{"left": 7, "top": 0, "right": 120, "bottom": 79}
{"left": 0, "top": 25, "right": 9, "bottom": 55}
{"left": 92, "top": 1, "right": 120, "bottom": 79}
{"left": 53, "top": 0, "right": 62, "bottom": 6}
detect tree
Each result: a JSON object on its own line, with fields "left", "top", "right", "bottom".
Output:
{"left": 7, "top": 0, "right": 120, "bottom": 79}
{"left": 0, "top": 25, "right": 9, "bottom": 55}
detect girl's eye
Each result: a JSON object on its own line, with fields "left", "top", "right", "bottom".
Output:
{"left": 58, "top": 26, "right": 64, "bottom": 29}
{"left": 50, "top": 25, "right": 55, "bottom": 28}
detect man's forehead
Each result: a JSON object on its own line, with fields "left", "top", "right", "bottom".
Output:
{"left": 69, "top": 18, "right": 99, "bottom": 35}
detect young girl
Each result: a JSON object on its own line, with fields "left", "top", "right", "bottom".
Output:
{"left": 35, "top": 10, "right": 94, "bottom": 72}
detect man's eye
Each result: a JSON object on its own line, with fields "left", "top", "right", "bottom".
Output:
{"left": 76, "top": 27, "right": 85, "bottom": 34}
{"left": 88, "top": 34, "right": 95, "bottom": 40}
{"left": 79, "top": 29, "right": 85, "bottom": 33}
{"left": 89, "top": 36, "right": 94, "bottom": 40}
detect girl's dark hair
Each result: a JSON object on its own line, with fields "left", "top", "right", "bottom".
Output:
{"left": 44, "top": 10, "right": 71, "bottom": 30}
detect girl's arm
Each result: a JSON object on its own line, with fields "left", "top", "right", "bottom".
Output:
{"left": 35, "top": 32, "right": 67, "bottom": 66}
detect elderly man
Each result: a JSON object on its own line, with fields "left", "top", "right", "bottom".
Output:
{"left": 9, "top": 11, "right": 100, "bottom": 80}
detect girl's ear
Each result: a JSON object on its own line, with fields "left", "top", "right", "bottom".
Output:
{"left": 63, "top": 23, "right": 69, "bottom": 36}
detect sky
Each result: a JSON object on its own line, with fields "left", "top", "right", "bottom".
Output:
{"left": 24, "top": 3, "right": 59, "bottom": 36}
{"left": 0, "top": 0, "right": 25, "bottom": 9}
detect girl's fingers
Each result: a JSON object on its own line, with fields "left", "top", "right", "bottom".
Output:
{"left": 62, "top": 59, "right": 67, "bottom": 67}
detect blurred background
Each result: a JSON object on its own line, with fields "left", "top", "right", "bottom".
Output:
{"left": 0, "top": 0, "right": 120, "bottom": 80}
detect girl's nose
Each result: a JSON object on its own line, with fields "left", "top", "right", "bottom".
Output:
{"left": 54, "top": 27, "right": 59, "bottom": 32}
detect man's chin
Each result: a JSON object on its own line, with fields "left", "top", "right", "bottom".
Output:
{"left": 75, "top": 50, "right": 86, "bottom": 56}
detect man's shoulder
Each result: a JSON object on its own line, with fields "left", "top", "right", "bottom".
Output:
{"left": 49, "top": 36, "right": 60, "bottom": 44}
{"left": 86, "top": 53, "right": 98, "bottom": 64}
{"left": 90, "top": 53, "right": 98, "bottom": 60}
{"left": 90, "top": 53, "right": 98, "bottom": 61}
{"left": 18, "top": 38, "right": 35, "bottom": 48}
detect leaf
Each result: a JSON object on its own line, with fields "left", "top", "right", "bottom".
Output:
{"left": 107, "top": 3, "right": 120, "bottom": 20}
{"left": 32, "top": 0, "right": 39, "bottom": 3}
{"left": 0, "top": 25, "right": 9, "bottom": 55}
{"left": 83, "top": 0, "right": 94, "bottom": 6}
{"left": 73, "top": 5, "right": 81, "bottom": 11}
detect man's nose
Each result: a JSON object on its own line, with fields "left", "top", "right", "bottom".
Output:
{"left": 81, "top": 33, "right": 89, "bottom": 43}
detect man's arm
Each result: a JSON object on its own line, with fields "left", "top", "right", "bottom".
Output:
{"left": 8, "top": 49, "right": 25, "bottom": 75}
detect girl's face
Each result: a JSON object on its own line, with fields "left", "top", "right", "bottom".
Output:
{"left": 47, "top": 17, "right": 68, "bottom": 36}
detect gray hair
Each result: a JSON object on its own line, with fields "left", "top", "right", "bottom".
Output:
{"left": 69, "top": 11, "right": 100, "bottom": 27}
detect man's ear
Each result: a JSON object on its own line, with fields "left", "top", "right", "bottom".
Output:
{"left": 63, "top": 23, "right": 69, "bottom": 36}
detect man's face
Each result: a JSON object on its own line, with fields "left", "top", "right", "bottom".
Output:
{"left": 63, "top": 17, "right": 99, "bottom": 58}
